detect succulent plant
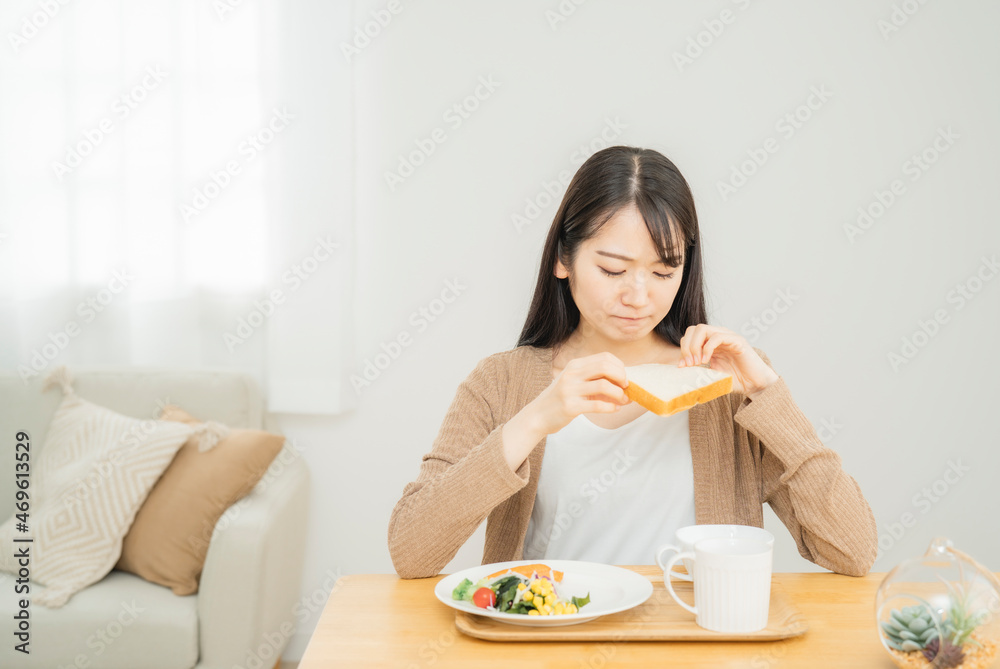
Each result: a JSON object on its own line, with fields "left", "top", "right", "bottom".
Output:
{"left": 922, "top": 636, "right": 966, "bottom": 668}
{"left": 881, "top": 605, "right": 939, "bottom": 652}
{"left": 881, "top": 579, "right": 990, "bottom": 665}
{"left": 940, "top": 574, "right": 989, "bottom": 649}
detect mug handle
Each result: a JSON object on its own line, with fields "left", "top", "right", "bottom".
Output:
{"left": 664, "top": 551, "right": 697, "bottom": 615}
{"left": 655, "top": 544, "right": 693, "bottom": 581}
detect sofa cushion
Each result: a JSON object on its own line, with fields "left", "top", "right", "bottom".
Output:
{"left": 0, "top": 368, "right": 218, "bottom": 607}
{"left": 116, "top": 405, "right": 285, "bottom": 595}
{"left": 0, "top": 570, "right": 198, "bottom": 669}
{"left": 0, "top": 367, "right": 264, "bottom": 523}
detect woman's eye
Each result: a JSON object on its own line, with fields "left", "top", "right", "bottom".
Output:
{"left": 600, "top": 267, "right": 675, "bottom": 279}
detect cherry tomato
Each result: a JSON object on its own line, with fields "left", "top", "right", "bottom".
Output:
{"left": 472, "top": 587, "right": 496, "bottom": 608}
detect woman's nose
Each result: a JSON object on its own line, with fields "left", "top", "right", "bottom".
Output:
{"left": 620, "top": 274, "right": 650, "bottom": 308}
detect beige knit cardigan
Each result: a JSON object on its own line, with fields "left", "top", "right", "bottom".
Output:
{"left": 388, "top": 344, "right": 878, "bottom": 579}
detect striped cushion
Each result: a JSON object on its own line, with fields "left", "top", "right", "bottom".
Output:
{"left": 0, "top": 385, "right": 195, "bottom": 608}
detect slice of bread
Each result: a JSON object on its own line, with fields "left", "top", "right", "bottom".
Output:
{"left": 624, "top": 364, "right": 733, "bottom": 416}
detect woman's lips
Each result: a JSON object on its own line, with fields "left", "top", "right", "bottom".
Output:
{"left": 614, "top": 315, "right": 647, "bottom": 322}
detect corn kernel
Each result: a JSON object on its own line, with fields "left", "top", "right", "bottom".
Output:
{"left": 517, "top": 583, "right": 526, "bottom": 591}
{"left": 554, "top": 603, "right": 566, "bottom": 615}
{"left": 543, "top": 604, "right": 553, "bottom": 614}
{"left": 528, "top": 609, "right": 540, "bottom": 616}
{"left": 544, "top": 595, "right": 556, "bottom": 607}
{"left": 530, "top": 581, "right": 542, "bottom": 594}
{"left": 567, "top": 604, "right": 578, "bottom": 614}
{"left": 523, "top": 591, "right": 533, "bottom": 602}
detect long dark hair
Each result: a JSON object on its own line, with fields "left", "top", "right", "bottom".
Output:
{"left": 517, "top": 145, "right": 707, "bottom": 349}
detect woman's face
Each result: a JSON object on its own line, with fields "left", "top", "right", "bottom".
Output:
{"left": 555, "top": 205, "right": 685, "bottom": 345}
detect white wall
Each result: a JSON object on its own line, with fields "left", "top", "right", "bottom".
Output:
{"left": 278, "top": 0, "right": 1000, "bottom": 659}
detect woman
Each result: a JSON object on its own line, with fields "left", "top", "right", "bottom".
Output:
{"left": 387, "top": 146, "right": 878, "bottom": 579}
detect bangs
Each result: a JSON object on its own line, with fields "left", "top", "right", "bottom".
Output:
{"left": 636, "top": 195, "right": 687, "bottom": 268}
{"left": 586, "top": 198, "right": 687, "bottom": 268}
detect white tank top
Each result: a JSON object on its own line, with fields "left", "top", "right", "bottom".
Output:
{"left": 521, "top": 409, "right": 696, "bottom": 565}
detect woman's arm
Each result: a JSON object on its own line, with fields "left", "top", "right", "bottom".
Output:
{"left": 734, "top": 349, "right": 879, "bottom": 577}
{"left": 387, "top": 355, "right": 533, "bottom": 579}
{"left": 387, "top": 349, "right": 631, "bottom": 578}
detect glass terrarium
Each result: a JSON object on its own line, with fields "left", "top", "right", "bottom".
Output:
{"left": 876, "top": 537, "right": 1000, "bottom": 669}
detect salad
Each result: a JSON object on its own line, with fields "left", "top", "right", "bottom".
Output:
{"left": 451, "top": 563, "right": 591, "bottom": 616}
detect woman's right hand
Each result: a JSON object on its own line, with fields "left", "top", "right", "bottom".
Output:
{"left": 526, "top": 352, "right": 632, "bottom": 437}
{"left": 500, "top": 352, "right": 631, "bottom": 473}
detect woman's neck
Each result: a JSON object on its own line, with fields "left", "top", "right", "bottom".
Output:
{"left": 554, "top": 330, "right": 679, "bottom": 367}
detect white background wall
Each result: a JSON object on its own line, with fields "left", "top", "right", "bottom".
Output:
{"left": 272, "top": 0, "right": 1000, "bottom": 658}
{"left": 274, "top": 0, "right": 1000, "bottom": 659}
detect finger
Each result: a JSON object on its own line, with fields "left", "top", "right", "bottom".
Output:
{"left": 701, "top": 332, "right": 734, "bottom": 366}
{"left": 583, "top": 378, "right": 631, "bottom": 405}
{"left": 583, "top": 400, "right": 621, "bottom": 414}
{"left": 695, "top": 325, "right": 732, "bottom": 364}
{"left": 578, "top": 353, "right": 628, "bottom": 388}
{"left": 678, "top": 325, "right": 694, "bottom": 366}
{"left": 686, "top": 324, "right": 713, "bottom": 365}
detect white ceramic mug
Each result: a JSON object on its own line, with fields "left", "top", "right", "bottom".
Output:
{"left": 663, "top": 537, "right": 773, "bottom": 633}
{"left": 655, "top": 524, "right": 774, "bottom": 582}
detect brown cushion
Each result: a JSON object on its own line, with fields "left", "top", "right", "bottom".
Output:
{"left": 115, "top": 405, "right": 285, "bottom": 595}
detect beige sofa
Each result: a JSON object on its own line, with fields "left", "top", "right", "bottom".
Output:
{"left": 0, "top": 367, "right": 310, "bottom": 669}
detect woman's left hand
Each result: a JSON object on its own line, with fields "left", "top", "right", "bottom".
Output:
{"left": 677, "top": 324, "right": 779, "bottom": 397}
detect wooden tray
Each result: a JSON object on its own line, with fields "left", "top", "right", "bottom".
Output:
{"left": 454, "top": 576, "right": 808, "bottom": 642}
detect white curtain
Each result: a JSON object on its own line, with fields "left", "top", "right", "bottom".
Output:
{"left": 0, "top": 0, "right": 355, "bottom": 415}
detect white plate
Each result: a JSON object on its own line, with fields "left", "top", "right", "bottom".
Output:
{"left": 434, "top": 560, "right": 654, "bottom": 627}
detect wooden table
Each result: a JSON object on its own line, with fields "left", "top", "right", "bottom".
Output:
{"left": 297, "top": 566, "right": 913, "bottom": 668}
